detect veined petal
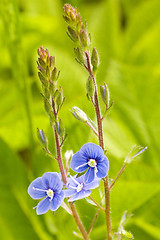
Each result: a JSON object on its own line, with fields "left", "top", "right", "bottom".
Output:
{"left": 42, "top": 172, "right": 62, "bottom": 192}
{"left": 80, "top": 143, "right": 104, "bottom": 161}
{"left": 63, "top": 189, "right": 77, "bottom": 198}
{"left": 68, "top": 189, "right": 91, "bottom": 202}
{"left": 70, "top": 152, "right": 88, "bottom": 173}
{"left": 36, "top": 197, "right": 50, "bottom": 215}
{"left": 84, "top": 167, "right": 95, "bottom": 184}
{"left": 50, "top": 191, "right": 64, "bottom": 211}
{"left": 28, "top": 177, "right": 47, "bottom": 199}
{"left": 97, "top": 156, "right": 109, "bottom": 178}
{"left": 84, "top": 177, "right": 100, "bottom": 190}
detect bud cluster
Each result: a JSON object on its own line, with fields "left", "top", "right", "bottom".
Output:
{"left": 37, "top": 47, "right": 66, "bottom": 142}
{"left": 63, "top": 4, "right": 99, "bottom": 75}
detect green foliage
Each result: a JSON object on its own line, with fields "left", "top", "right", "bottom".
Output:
{"left": 0, "top": 0, "right": 160, "bottom": 239}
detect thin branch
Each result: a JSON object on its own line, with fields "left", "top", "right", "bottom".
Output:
{"left": 88, "top": 196, "right": 105, "bottom": 212}
{"left": 109, "top": 164, "right": 126, "bottom": 190}
{"left": 87, "top": 209, "right": 100, "bottom": 234}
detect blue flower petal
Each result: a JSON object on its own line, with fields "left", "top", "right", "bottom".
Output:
{"left": 50, "top": 191, "right": 64, "bottom": 211}
{"left": 36, "top": 197, "right": 50, "bottom": 215}
{"left": 42, "top": 172, "right": 62, "bottom": 192}
{"left": 28, "top": 177, "right": 47, "bottom": 199}
{"left": 63, "top": 189, "right": 77, "bottom": 198}
{"left": 84, "top": 167, "right": 95, "bottom": 184}
{"left": 80, "top": 143, "right": 104, "bottom": 161}
{"left": 70, "top": 152, "right": 88, "bottom": 173}
{"left": 84, "top": 177, "right": 100, "bottom": 190}
{"left": 68, "top": 189, "right": 91, "bottom": 202}
{"left": 97, "top": 156, "right": 109, "bottom": 178}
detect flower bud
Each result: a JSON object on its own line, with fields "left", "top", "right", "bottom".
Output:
{"left": 91, "top": 47, "right": 99, "bottom": 72}
{"left": 71, "top": 106, "right": 88, "bottom": 122}
{"left": 37, "top": 128, "right": 48, "bottom": 148}
{"left": 56, "top": 119, "right": 65, "bottom": 137}
{"left": 49, "top": 56, "right": 55, "bottom": 68}
{"left": 80, "top": 30, "right": 90, "bottom": 48}
{"left": 86, "top": 76, "right": 94, "bottom": 98}
{"left": 67, "top": 26, "right": 78, "bottom": 42}
{"left": 124, "top": 145, "right": 147, "bottom": 164}
{"left": 49, "top": 81, "right": 56, "bottom": 96}
{"left": 51, "top": 67, "right": 57, "bottom": 82}
{"left": 44, "top": 87, "right": 50, "bottom": 99}
{"left": 38, "top": 72, "right": 48, "bottom": 87}
{"left": 100, "top": 83, "right": 110, "bottom": 106}
{"left": 74, "top": 47, "right": 86, "bottom": 65}
{"left": 56, "top": 87, "right": 63, "bottom": 107}
{"left": 44, "top": 99, "right": 51, "bottom": 115}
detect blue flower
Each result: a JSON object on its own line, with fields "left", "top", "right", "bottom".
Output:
{"left": 28, "top": 172, "right": 64, "bottom": 215}
{"left": 70, "top": 143, "right": 109, "bottom": 183}
{"left": 64, "top": 174, "right": 100, "bottom": 202}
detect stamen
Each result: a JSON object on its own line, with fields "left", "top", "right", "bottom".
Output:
{"left": 69, "top": 175, "right": 81, "bottom": 185}
{"left": 77, "top": 183, "right": 83, "bottom": 192}
{"left": 68, "top": 184, "right": 77, "bottom": 190}
{"left": 47, "top": 189, "right": 54, "bottom": 201}
{"left": 75, "top": 162, "right": 88, "bottom": 170}
{"left": 32, "top": 187, "right": 47, "bottom": 192}
{"left": 88, "top": 159, "right": 97, "bottom": 168}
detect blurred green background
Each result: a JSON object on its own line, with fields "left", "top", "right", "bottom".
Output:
{"left": 0, "top": 0, "right": 160, "bottom": 239}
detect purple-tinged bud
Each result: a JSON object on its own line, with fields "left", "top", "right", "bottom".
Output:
{"left": 80, "top": 30, "right": 90, "bottom": 48}
{"left": 37, "top": 128, "right": 48, "bottom": 148}
{"left": 91, "top": 47, "right": 99, "bottom": 72}
{"left": 86, "top": 76, "right": 94, "bottom": 98}
{"left": 63, "top": 15, "right": 71, "bottom": 24}
{"left": 100, "top": 83, "right": 110, "bottom": 106}
{"left": 38, "top": 57, "right": 46, "bottom": 68}
{"left": 71, "top": 106, "right": 88, "bottom": 122}
{"left": 67, "top": 26, "right": 78, "bottom": 42}
{"left": 49, "top": 56, "right": 55, "bottom": 68}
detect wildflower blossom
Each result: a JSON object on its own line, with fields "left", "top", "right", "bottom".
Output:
{"left": 70, "top": 143, "right": 109, "bottom": 183}
{"left": 28, "top": 172, "right": 64, "bottom": 215}
{"left": 64, "top": 174, "right": 100, "bottom": 202}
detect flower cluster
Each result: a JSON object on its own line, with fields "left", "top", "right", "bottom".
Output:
{"left": 28, "top": 143, "right": 109, "bottom": 214}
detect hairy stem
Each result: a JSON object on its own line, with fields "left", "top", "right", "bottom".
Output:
{"left": 53, "top": 115, "right": 89, "bottom": 239}
{"left": 85, "top": 51, "right": 112, "bottom": 240}
{"left": 87, "top": 209, "right": 100, "bottom": 234}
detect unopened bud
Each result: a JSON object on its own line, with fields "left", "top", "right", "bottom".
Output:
{"left": 56, "top": 119, "right": 65, "bottom": 137}
{"left": 37, "top": 128, "right": 48, "bottom": 148}
{"left": 38, "top": 72, "right": 48, "bottom": 87}
{"left": 56, "top": 87, "right": 63, "bottom": 107}
{"left": 91, "top": 48, "right": 99, "bottom": 72}
{"left": 86, "top": 76, "right": 94, "bottom": 98}
{"left": 67, "top": 26, "right": 78, "bottom": 42}
{"left": 100, "top": 83, "right": 110, "bottom": 106}
{"left": 51, "top": 67, "right": 57, "bottom": 82}
{"left": 44, "top": 87, "right": 50, "bottom": 99}
{"left": 44, "top": 99, "right": 51, "bottom": 115}
{"left": 80, "top": 30, "right": 90, "bottom": 48}
{"left": 74, "top": 47, "right": 86, "bottom": 65}
{"left": 49, "top": 81, "right": 56, "bottom": 96}
{"left": 49, "top": 56, "right": 55, "bottom": 68}
{"left": 124, "top": 145, "right": 147, "bottom": 164}
{"left": 71, "top": 106, "right": 88, "bottom": 122}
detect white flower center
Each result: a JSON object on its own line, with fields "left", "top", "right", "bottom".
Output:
{"left": 46, "top": 188, "right": 54, "bottom": 201}
{"left": 88, "top": 159, "right": 97, "bottom": 168}
{"left": 77, "top": 183, "right": 83, "bottom": 192}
